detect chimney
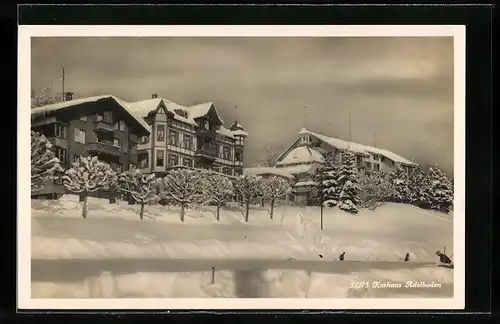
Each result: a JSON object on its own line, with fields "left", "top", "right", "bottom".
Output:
{"left": 65, "top": 92, "right": 74, "bottom": 101}
{"left": 152, "top": 93, "right": 158, "bottom": 99}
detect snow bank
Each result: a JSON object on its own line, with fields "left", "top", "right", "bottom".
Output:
{"left": 32, "top": 266, "right": 453, "bottom": 298}
{"left": 31, "top": 198, "right": 453, "bottom": 263}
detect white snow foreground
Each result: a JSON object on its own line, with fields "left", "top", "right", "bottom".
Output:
{"left": 31, "top": 197, "right": 453, "bottom": 262}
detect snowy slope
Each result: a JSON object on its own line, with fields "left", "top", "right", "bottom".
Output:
{"left": 31, "top": 196, "right": 453, "bottom": 262}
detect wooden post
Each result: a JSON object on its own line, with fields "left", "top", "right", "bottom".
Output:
{"left": 320, "top": 193, "right": 324, "bottom": 231}
{"left": 211, "top": 266, "right": 215, "bottom": 284}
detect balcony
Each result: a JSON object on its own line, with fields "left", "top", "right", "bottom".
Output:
{"left": 87, "top": 141, "right": 120, "bottom": 157}
{"left": 47, "top": 137, "right": 69, "bottom": 148}
{"left": 196, "top": 128, "right": 217, "bottom": 139}
{"left": 195, "top": 146, "right": 217, "bottom": 159}
{"left": 94, "top": 121, "right": 114, "bottom": 133}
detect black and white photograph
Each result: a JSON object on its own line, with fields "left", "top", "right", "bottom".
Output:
{"left": 18, "top": 25, "right": 465, "bottom": 309}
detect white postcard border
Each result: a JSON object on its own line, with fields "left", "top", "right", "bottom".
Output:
{"left": 17, "top": 25, "right": 466, "bottom": 310}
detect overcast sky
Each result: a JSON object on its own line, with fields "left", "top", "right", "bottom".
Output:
{"left": 31, "top": 37, "right": 454, "bottom": 175}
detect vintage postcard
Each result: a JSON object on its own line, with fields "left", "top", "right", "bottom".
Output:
{"left": 18, "top": 25, "right": 465, "bottom": 310}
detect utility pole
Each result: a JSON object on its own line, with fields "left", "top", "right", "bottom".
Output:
{"left": 62, "top": 64, "right": 65, "bottom": 102}
{"left": 303, "top": 105, "right": 308, "bottom": 129}
{"left": 348, "top": 111, "right": 352, "bottom": 142}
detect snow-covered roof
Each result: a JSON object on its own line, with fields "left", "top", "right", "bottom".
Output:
{"left": 127, "top": 98, "right": 198, "bottom": 126}
{"left": 276, "top": 146, "right": 324, "bottom": 166}
{"left": 295, "top": 180, "right": 318, "bottom": 187}
{"left": 187, "top": 102, "right": 224, "bottom": 124}
{"left": 232, "top": 129, "right": 249, "bottom": 137}
{"left": 243, "top": 167, "right": 295, "bottom": 180}
{"left": 216, "top": 126, "right": 236, "bottom": 139}
{"left": 275, "top": 164, "right": 315, "bottom": 175}
{"left": 30, "top": 95, "right": 151, "bottom": 134}
{"left": 299, "top": 128, "right": 417, "bottom": 166}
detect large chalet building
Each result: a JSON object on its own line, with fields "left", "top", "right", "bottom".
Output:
{"left": 245, "top": 127, "right": 418, "bottom": 204}
{"left": 31, "top": 93, "right": 247, "bottom": 199}
{"left": 128, "top": 94, "right": 247, "bottom": 178}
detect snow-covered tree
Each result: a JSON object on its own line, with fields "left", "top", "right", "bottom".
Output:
{"left": 262, "top": 176, "right": 291, "bottom": 220}
{"left": 408, "top": 166, "right": 432, "bottom": 209}
{"left": 162, "top": 168, "right": 205, "bottom": 222}
{"left": 387, "top": 163, "right": 411, "bottom": 204}
{"left": 359, "top": 171, "right": 389, "bottom": 210}
{"left": 32, "top": 86, "right": 61, "bottom": 107}
{"left": 314, "top": 152, "right": 341, "bottom": 207}
{"left": 426, "top": 166, "right": 454, "bottom": 213}
{"left": 337, "top": 150, "right": 361, "bottom": 214}
{"left": 204, "top": 173, "right": 234, "bottom": 222}
{"left": 31, "top": 131, "right": 64, "bottom": 194}
{"left": 117, "top": 170, "right": 158, "bottom": 220}
{"left": 62, "top": 156, "right": 118, "bottom": 218}
{"left": 233, "top": 174, "right": 262, "bottom": 222}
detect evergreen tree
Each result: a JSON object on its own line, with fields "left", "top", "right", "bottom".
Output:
{"left": 359, "top": 170, "right": 389, "bottom": 210}
{"left": 387, "top": 163, "right": 411, "bottom": 204}
{"left": 32, "top": 86, "right": 62, "bottom": 107}
{"left": 426, "top": 166, "right": 454, "bottom": 213}
{"left": 337, "top": 150, "right": 361, "bottom": 214}
{"left": 408, "top": 166, "right": 432, "bottom": 209}
{"left": 313, "top": 152, "right": 341, "bottom": 207}
{"left": 31, "top": 131, "right": 64, "bottom": 194}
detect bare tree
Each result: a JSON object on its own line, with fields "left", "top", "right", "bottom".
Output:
{"left": 262, "top": 176, "right": 291, "bottom": 219}
{"left": 233, "top": 174, "right": 262, "bottom": 222}
{"left": 162, "top": 168, "right": 205, "bottom": 222}
{"left": 204, "top": 173, "right": 234, "bottom": 221}
{"left": 31, "top": 131, "right": 64, "bottom": 194}
{"left": 32, "top": 86, "right": 62, "bottom": 107}
{"left": 62, "top": 156, "right": 117, "bottom": 218}
{"left": 117, "top": 170, "right": 158, "bottom": 220}
{"left": 259, "top": 145, "right": 281, "bottom": 167}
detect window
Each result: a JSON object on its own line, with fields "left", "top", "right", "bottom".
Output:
{"left": 123, "top": 140, "right": 128, "bottom": 153}
{"left": 92, "top": 132, "right": 98, "bottom": 143}
{"left": 113, "top": 138, "right": 121, "bottom": 147}
{"left": 156, "top": 150, "right": 165, "bottom": 167}
{"left": 169, "top": 130, "right": 178, "bottom": 145}
{"left": 157, "top": 124, "right": 165, "bottom": 142}
{"left": 103, "top": 111, "right": 113, "bottom": 123}
{"left": 138, "top": 153, "right": 149, "bottom": 168}
{"left": 223, "top": 167, "right": 231, "bottom": 175}
{"left": 129, "top": 141, "right": 136, "bottom": 153}
{"left": 183, "top": 158, "right": 192, "bottom": 167}
{"left": 74, "top": 128, "right": 86, "bottom": 144}
{"left": 55, "top": 147, "right": 67, "bottom": 164}
{"left": 55, "top": 124, "right": 67, "bottom": 138}
{"left": 116, "top": 164, "right": 122, "bottom": 173}
{"left": 374, "top": 163, "right": 380, "bottom": 171}
{"left": 223, "top": 146, "right": 231, "bottom": 160}
{"left": 356, "top": 156, "right": 362, "bottom": 165}
{"left": 80, "top": 116, "right": 87, "bottom": 122}
{"left": 168, "top": 154, "right": 178, "bottom": 167}
{"left": 183, "top": 134, "right": 192, "bottom": 149}
{"left": 203, "top": 120, "right": 210, "bottom": 130}
{"left": 73, "top": 155, "right": 80, "bottom": 163}
{"left": 366, "top": 162, "right": 372, "bottom": 169}
{"left": 140, "top": 135, "right": 150, "bottom": 144}
{"left": 96, "top": 114, "right": 103, "bottom": 122}
{"left": 129, "top": 164, "right": 136, "bottom": 171}
{"left": 235, "top": 152, "right": 241, "bottom": 162}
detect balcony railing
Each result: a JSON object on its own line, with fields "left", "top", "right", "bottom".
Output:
{"left": 195, "top": 146, "right": 217, "bottom": 158}
{"left": 47, "top": 137, "right": 69, "bottom": 148}
{"left": 94, "top": 121, "right": 114, "bottom": 132}
{"left": 87, "top": 141, "right": 120, "bottom": 156}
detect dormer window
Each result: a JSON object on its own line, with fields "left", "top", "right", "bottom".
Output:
{"left": 301, "top": 135, "right": 311, "bottom": 143}
{"left": 203, "top": 120, "right": 210, "bottom": 130}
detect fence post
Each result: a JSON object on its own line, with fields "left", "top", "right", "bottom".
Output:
{"left": 211, "top": 266, "right": 215, "bottom": 284}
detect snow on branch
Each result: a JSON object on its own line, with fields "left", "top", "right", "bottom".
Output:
{"left": 204, "top": 172, "right": 234, "bottom": 205}
{"left": 162, "top": 168, "right": 206, "bottom": 208}
{"left": 233, "top": 174, "right": 262, "bottom": 202}
{"left": 62, "top": 156, "right": 117, "bottom": 194}
{"left": 262, "top": 176, "right": 291, "bottom": 201}
{"left": 117, "top": 169, "right": 158, "bottom": 204}
{"left": 31, "top": 131, "right": 64, "bottom": 194}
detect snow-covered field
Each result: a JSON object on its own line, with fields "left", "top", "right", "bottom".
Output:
{"left": 30, "top": 195, "right": 454, "bottom": 298}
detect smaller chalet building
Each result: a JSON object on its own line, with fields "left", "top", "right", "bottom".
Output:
{"left": 245, "top": 128, "right": 418, "bottom": 204}
{"left": 31, "top": 95, "right": 151, "bottom": 199}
